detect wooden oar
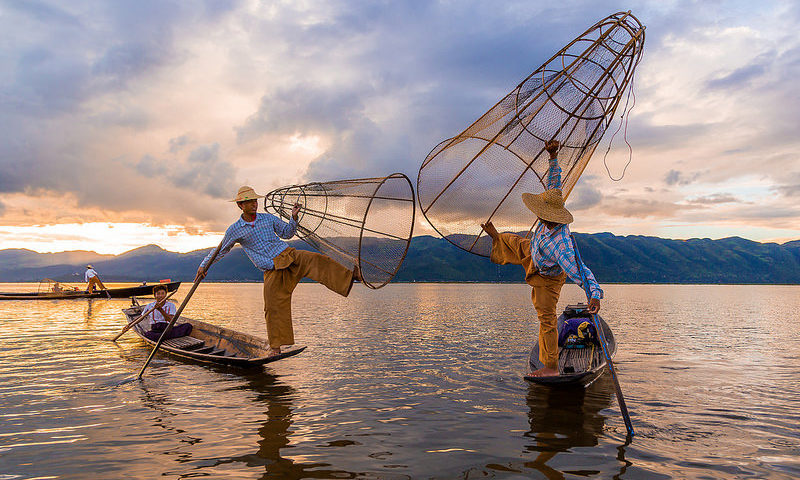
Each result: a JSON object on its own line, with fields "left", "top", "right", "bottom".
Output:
{"left": 570, "top": 234, "right": 635, "bottom": 438}
{"left": 137, "top": 239, "right": 225, "bottom": 379}
{"left": 111, "top": 289, "right": 179, "bottom": 341}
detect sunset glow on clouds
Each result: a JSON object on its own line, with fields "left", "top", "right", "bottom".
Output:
{"left": 1, "top": 0, "right": 799, "bottom": 254}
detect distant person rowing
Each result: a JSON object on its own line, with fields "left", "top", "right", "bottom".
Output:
{"left": 84, "top": 265, "right": 108, "bottom": 293}
{"left": 143, "top": 284, "right": 193, "bottom": 341}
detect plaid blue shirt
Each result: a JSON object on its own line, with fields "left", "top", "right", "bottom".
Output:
{"left": 200, "top": 213, "right": 298, "bottom": 271}
{"left": 531, "top": 156, "right": 603, "bottom": 299}
{"left": 547, "top": 157, "right": 562, "bottom": 190}
{"left": 532, "top": 223, "right": 603, "bottom": 299}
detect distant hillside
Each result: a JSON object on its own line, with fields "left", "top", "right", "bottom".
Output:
{"left": 1, "top": 233, "right": 799, "bottom": 284}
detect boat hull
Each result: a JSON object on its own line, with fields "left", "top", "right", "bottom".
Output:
{"left": 525, "top": 305, "right": 616, "bottom": 387}
{"left": 0, "top": 282, "right": 180, "bottom": 300}
{"left": 122, "top": 306, "right": 305, "bottom": 367}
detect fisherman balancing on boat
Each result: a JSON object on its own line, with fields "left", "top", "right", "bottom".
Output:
{"left": 143, "top": 284, "right": 193, "bottom": 341}
{"left": 84, "top": 265, "right": 107, "bottom": 293}
{"left": 195, "top": 186, "right": 363, "bottom": 358}
{"left": 480, "top": 140, "right": 603, "bottom": 378}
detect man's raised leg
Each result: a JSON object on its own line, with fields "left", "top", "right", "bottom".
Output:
{"left": 290, "top": 250, "right": 355, "bottom": 296}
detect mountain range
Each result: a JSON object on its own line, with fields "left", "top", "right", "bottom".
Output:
{"left": 1, "top": 233, "right": 799, "bottom": 284}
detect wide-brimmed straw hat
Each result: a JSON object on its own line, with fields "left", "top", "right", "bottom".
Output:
{"left": 521, "top": 189, "right": 573, "bottom": 224}
{"left": 229, "top": 186, "right": 264, "bottom": 203}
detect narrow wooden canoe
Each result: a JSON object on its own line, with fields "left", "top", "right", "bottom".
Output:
{"left": 525, "top": 304, "right": 617, "bottom": 387}
{"left": 0, "top": 281, "right": 181, "bottom": 300}
{"left": 122, "top": 305, "right": 305, "bottom": 367}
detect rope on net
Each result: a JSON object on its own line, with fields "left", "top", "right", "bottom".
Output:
{"left": 265, "top": 173, "right": 416, "bottom": 289}
{"left": 417, "top": 11, "right": 646, "bottom": 257}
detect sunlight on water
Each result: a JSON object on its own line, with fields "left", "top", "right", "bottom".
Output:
{"left": 0, "top": 283, "right": 798, "bottom": 478}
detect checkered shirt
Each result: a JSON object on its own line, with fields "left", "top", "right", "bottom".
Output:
{"left": 143, "top": 300, "right": 176, "bottom": 328}
{"left": 530, "top": 157, "right": 603, "bottom": 299}
{"left": 547, "top": 157, "right": 562, "bottom": 190}
{"left": 200, "top": 213, "right": 298, "bottom": 272}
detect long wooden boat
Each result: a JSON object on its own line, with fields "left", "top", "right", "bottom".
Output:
{"left": 0, "top": 281, "right": 181, "bottom": 300}
{"left": 122, "top": 304, "right": 305, "bottom": 367}
{"left": 525, "top": 304, "right": 616, "bottom": 387}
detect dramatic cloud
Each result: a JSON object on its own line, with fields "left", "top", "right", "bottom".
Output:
{"left": 568, "top": 176, "right": 604, "bottom": 211}
{"left": 686, "top": 193, "right": 740, "bottom": 205}
{"left": 1, "top": 0, "right": 799, "bottom": 253}
{"left": 664, "top": 170, "right": 701, "bottom": 186}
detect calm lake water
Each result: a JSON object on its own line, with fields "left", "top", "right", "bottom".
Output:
{"left": 0, "top": 283, "right": 798, "bottom": 479}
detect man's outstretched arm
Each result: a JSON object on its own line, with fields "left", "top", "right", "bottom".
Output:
{"left": 545, "top": 139, "right": 562, "bottom": 190}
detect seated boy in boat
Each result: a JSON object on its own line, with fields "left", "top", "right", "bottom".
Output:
{"left": 481, "top": 139, "right": 603, "bottom": 377}
{"left": 143, "top": 284, "right": 193, "bottom": 341}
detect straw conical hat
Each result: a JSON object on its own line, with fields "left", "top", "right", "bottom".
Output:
{"left": 229, "top": 186, "right": 264, "bottom": 202}
{"left": 521, "top": 189, "right": 573, "bottom": 224}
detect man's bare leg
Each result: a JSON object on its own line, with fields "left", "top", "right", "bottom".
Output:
{"left": 529, "top": 366, "right": 559, "bottom": 377}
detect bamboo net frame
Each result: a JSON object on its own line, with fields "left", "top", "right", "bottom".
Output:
{"left": 417, "top": 11, "right": 645, "bottom": 256}
{"left": 265, "top": 173, "right": 415, "bottom": 289}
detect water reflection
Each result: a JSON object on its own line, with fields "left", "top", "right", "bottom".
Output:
{"left": 208, "top": 373, "right": 358, "bottom": 479}
{"left": 138, "top": 380, "right": 202, "bottom": 445}
{"left": 523, "top": 375, "right": 615, "bottom": 479}
{"left": 1, "top": 284, "right": 798, "bottom": 479}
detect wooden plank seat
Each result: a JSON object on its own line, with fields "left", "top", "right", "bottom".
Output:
{"left": 122, "top": 306, "right": 307, "bottom": 366}
{"left": 163, "top": 336, "right": 205, "bottom": 350}
{"left": 559, "top": 345, "right": 597, "bottom": 374}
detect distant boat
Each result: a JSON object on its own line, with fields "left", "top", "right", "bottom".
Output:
{"left": 0, "top": 281, "right": 181, "bottom": 300}
{"left": 121, "top": 303, "right": 306, "bottom": 367}
{"left": 525, "top": 304, "right": 617, "bottom": 387}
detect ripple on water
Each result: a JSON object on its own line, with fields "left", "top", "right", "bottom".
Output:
{"left": 0, "top": 283, "right": 799, "bottom": 479}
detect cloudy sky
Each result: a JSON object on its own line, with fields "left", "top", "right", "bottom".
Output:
{"left": 1, "top": 0, "right": 799, "bottom": 254}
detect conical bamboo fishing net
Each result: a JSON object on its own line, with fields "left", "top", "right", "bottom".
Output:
{"left": 265, "top": 174, "right": 415, "bottom": 289}
{"left": 417, "top": 11, "right": 645, "bottom": 256}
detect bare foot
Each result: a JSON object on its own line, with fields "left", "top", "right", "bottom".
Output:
{"left": 528, "top": 367, "right": 559, "bottom": 377}
{"left": 267, "top": 348, "right": 282, "bottom": 357}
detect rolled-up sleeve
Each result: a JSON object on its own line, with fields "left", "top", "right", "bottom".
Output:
{"left": 547, "top": 157, "right": 562, "bottom": 190}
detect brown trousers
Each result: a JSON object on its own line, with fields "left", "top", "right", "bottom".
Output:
{"left": 490, "top": 233, "right": 566, "bottom": 370}
{"left": 86, "top": 276, "right": 106, "bottom": 292}
{"left": 263, "top": 248, "right": 355, "bottom": 349}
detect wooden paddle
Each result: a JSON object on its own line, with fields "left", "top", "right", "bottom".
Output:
{"left": 111, "top": 289, "right": 179, "bottom": 341}
{"left": 137, "top": 238, "right": 226, "bottom": 379}
{"left": 570, "top": 234, "right": 635, "bottom": 438}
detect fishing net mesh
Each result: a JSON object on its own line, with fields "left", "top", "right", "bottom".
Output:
{"left": 417, "top": 12, "right": 645, "bottom": 256}
{"left": 265, "top": 173, "right": 415, "bottom": 289}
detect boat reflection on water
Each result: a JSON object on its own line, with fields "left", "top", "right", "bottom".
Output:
{"left": 523, "top": 374, "right": 629, "bottom": 479}
{"left": 211, "top": 373, "right": 358, "bottom": 480}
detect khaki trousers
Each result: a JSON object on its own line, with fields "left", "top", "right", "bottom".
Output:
{"left": 263, "top": 248, "right": 355, "bottom": 349}
{"left": 86, "top": 276, "right": 106, "bottom": 292}
{"left": 490, "top": 233, "right": 566, "bottom": 370}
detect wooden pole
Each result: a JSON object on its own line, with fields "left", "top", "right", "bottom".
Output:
{"left": 570, "top": 234, "right": 635, "bottom": 438}
{"left": 137, "top": 238, "right": 226, "bottom": 379}
{"left": 112, "top": 289, "right": 179, "bottom": 342}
